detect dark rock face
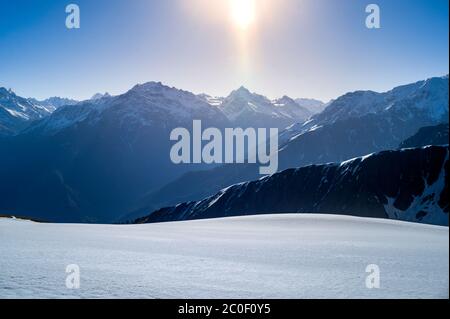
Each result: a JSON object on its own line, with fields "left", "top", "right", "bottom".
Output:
{"left": 399, "top": 124, "right": 449, "bottom": 149}
{"left": 136, "top": 146, "right": 449, "bottom": 226}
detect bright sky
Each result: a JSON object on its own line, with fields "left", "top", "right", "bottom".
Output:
{"left": 0, "top": 0, "right": 448, "bottom": 102}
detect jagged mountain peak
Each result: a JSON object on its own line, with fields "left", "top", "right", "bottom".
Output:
{"left": 91, "top": 92, "right": 111, "bottom": 100}
{"left": 131, "top": 81, "right": 166, "bottom": 92}
{"left": 129, "top": 81, "right": 196, "bottom": 97}
{"left": 276, "top": 95, "right": 297, "bottom": 104}
{"left": 218, "top": 87, "right": 321, "bottom": 128}
{"left": 233, "top": 85, "right": 252, "bottom": 95}
{"left": 0, "top": 87, "right": 15, "bottom": 96}
{"left": 0, "top": 88, "right": 60, "bottom": 134}
{"left": 226, "top": 86, "right": 270, "bottom": 102}
{"left": 285, "top": 75, "right": 449, "bottom": 141}
{"left": 127, "top": 81, "right": 208, "bottom": 105}
{"left": 27, "top": 80, "right": 231, "bottom": 135}
{"left": 294, "top": 98, "right": 327, "bottom": 115}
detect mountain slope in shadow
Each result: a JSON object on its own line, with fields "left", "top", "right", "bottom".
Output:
{"left": 136, "top": 146, "right": 449, "bottom": 226}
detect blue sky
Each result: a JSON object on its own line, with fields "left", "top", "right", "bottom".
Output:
{"left": 0, "top": 0, "right": 448, "bottom": 101}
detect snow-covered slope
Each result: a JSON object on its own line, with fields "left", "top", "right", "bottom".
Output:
{"left": 138, "top": 146, "right": 449, "bottom": 226}
{"left": 295, "top": 98, "right": 327, "bottom": 114}
{"left": 201, "top": 87, "right": 313, "bottom": 129}
{"left": 197, "top": 93, "right": 224, "bottom": 107}
{"left": 0, "top": 88, "right": 59, "bottom": 134}
{"left": 275, "top": 75, "right": 449, "bottom": 167}
{"left": 272, "top": 96, "right": 313, "bottom": 121}
{"left": 29, "top": 81, "right": 228, "bottom": 135}
{"left": 220, "top": 86, "right": 289, "bottom": 128}
{"left": 29, "top": 97, "right": 79, "bottom": 110}
{"left": 0, "top": 214, "right": 447, "bottom": 299}
{"left": 90, "top": 92, "right": 111, "bottom": 101}
{"left": 284, "top": 75, "right": 449, "bottom": 142}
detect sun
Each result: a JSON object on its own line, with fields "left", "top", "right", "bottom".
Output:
{"left": 230, "top": 0, "right": 256, "bottom": 30}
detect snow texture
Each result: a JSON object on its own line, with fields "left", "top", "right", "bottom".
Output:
{"left": 0, "top": 214, "right": 448, "bottom": 299}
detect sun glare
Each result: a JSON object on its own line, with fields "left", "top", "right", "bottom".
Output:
{"left": 230, "top": 0, "right": 256, "bottom": 30}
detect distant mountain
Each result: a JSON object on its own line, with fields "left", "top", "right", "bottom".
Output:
{"left": 295, "top": 98, "right": 326, "bottom": 114}
{"left": 272, "top": 96, "right": 313, "bottom": 122}
{"left": 400, "top": 123, "right": 449, "bottom": 149}
{"left": 0, "top": 88, "right": 57, "bottom": 135}
{"left": 90, "top": 92, "right": 111, "bottom": 101}
{"left": 197, "top": 94, "right": 224, "bottom": 107}
{"left": 134, "top": 76, "right": 449, "bottom": 216}
{"left": 0, "top": 82, "right": 230, "bottom": 223}
{"left": 200, "top": 87, "right": 312, "bottom": 129}
{"left": 136, "top": 146, "right": 449, "bottom": 226}
{"left": 0, "top": 88, "right": 79, "bottom": 135}
{"left": 30, "top": 97, "right": 79, "bottom": 109}
{"left": 284, "top": 75, "right": 449, "bottom": 141}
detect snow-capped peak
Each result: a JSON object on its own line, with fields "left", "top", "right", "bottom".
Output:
{"left": 0, "top": 87, "right": 14, "bottom": 96}
{"left": 217, "top": 87, "right": 316, "bottom": 126}
{"left": 198, "top": 94, "right": 224, "bottom": 107}
{"left": 272, "top": 96, "right": 313, "bottom": 121}
{"left": 295, "top": 98, "right": 327, "bottom": 114}
{"left": 286, "top": 75, "right": 449, "bottom": 141}
{"left": 274, "top": 95, "right": 297, "bottom": 105}
{"left": 91, "top": 92, "right": 111, "bottom": 101}
{"left": 230, "top": 86, "right": 253, "bottom": 98}
{"left": 29, "top": 81, "right": 230, "bottom": 135}
{"left": 127, "top": 81, "right": 220, "bottom": 113}
{"left": 0, "top": 88, "right": 55, "bottom": 124}
{"left": 220, "top": 87, "right": 278, "bottom": 122}
{"left": 131, "top": 81, "right": 166, "bottom": 92}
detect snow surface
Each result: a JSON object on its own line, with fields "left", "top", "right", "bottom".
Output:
{"left": 0, "top": 214, "right": 448, "bottom": 299}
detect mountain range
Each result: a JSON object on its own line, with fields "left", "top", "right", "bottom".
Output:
{"left": 134, "top": 76, "right": 449, "bottom": 218}
{"left": 200, "top": 87, "right": 314, "bottom": 129}
{"left": 0, "top": 88, "right": 78, "bottom": 135}
{"left": 1, "top": 85, "right": 322, "bottom": 137}
{"left": 0, "top": 75, "right": 448, "bottom": 224}
{"left": 0, "top": 83, "right": 326, "bottom": 222}
{"left": 0, "top": 82, "right": 230, "bottom": 222}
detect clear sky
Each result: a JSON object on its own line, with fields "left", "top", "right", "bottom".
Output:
{"left": 0, "top": 0, "right": 448, "bottom": 102}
